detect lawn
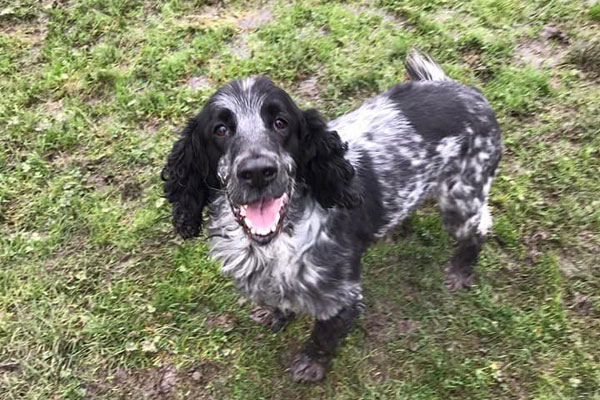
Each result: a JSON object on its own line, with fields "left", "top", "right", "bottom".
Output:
{"left": 1, "top": 0, "right": 599, "bottom": 398}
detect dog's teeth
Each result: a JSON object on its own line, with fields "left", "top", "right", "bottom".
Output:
{"left": 240, "top": 206, "right": 246, "bottom": 216}
{"left": 274, "top": 212, "right": 280, "bottom": 224}
{"left": 245, "top": 218, "right": 253, "bottom": 229}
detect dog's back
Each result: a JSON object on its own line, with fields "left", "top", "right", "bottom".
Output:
{"left": 330, "top": 51, "right": 501, "bottom": 236}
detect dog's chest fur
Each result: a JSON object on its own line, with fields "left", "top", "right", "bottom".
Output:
{"left": 207, "top": 196, "right": 361, "bottom": 320}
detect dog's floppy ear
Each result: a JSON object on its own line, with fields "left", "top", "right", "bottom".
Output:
{"left": 161, "top": 116, "right": 216, "bottom": 239}
{"left": 299, "top": 109, "right": 362, "bottom": 209}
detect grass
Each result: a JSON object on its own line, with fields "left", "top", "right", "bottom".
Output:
{"left": 1, "top": 0, "right": 599, "bottom": 398}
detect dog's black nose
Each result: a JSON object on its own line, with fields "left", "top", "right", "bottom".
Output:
{"left": 237, "top": 157, "right": 278, "bottom": 188}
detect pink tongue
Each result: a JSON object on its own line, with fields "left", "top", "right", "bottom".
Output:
{"left": 245, "top": 196, "right": 283, "bottom": 231}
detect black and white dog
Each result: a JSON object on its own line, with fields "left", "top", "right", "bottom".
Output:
{"left": 161, "top": 51, "right": 501, "bottom": 382}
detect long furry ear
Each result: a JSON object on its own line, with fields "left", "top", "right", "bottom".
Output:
{"left": 299, "top": 109, "right": 362, "bottom": 209}
{"left": 161, "top": 117, "right": 215, "bottom": 239}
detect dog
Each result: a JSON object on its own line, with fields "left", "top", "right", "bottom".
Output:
{"left": 161, "top": 51, "right": 501, "bottom": 382}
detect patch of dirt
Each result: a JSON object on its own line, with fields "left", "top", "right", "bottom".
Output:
{"left": 363, "top": 299, "right": 418, "bottom": 345}
{"left": 82, "top": 157, "right": 115, "bottom": 192}
{"left": 187, "top": 361, "right": 222, "bottom": 385}
{"left": 101, "top": 254, "right": 135, "bottom": 285}
{"left": 557, "top": 231, "right": 600, "bottom": 280}
{"left": 296, "top": 76, "right": 320, "bottom": 99}
{"left": 177, "top": 6, "right": 232, "bottom": 29}
{"left": 432, "top": 5, "right": 481, "bottom": 27}
{"left": 45, "top": 152, "right": 113, "bottom": 193}
{"left": 85, "top": 173, "right": 112, "bottom": 192}
{"left": 158, "top": 366, "right": 177, "bottom": 394}
{"left": 365, "top": 311, "right": 418, "bottom": 343}
{"left": 47, "top": 151, "right": 102, "bottom": 172}
{"left": 500, "top": 375, "right": 531, "bottom": 399}
{"left": 46, "top": 151, "right": 148, "bottom": 201}
{"left": 181, "top": 4, "right": 273, "bottom": 31}
{"left": 84, "top": 363, "right": 222, "bottom": 399}
{"left": 514, "top": 24, "right": 570, "bottom": 68}
{"left": 568, "top": 38, "right": 600, "bottom": 77}
{"left": 577, "top": 230, "right": 600, "bottom": 251}
{"left": 523, "top": 230, "right": 551, "bottom": 262}
{"left": 293, "top": 64, "right": 328, "bottom": 105}
{"left": 46, "top": 233, "right": 89, "bottom": 266}
{"left": 364, "top": 301, "right": 418, "bottom": 382}
{"left": 238, "top": 7, "right": 273, "bottom": 30}
{"left": 120, "top": 179, "right": 143, "bottom": 201}
{"left": 462, "top": 50, "right": 493, "bottom": 81}
{"left": 2, "top": 12, "right": 48, "bottom": 63}
{"left": 227, "top": 37, "right": 252, "bottom": 60}
{"left": 346, "top": 4, "right": 407, "bottom": 30}
{"left": 49, "top": 152, "right": 144, "bottom": 207}
{"left": 515, "top": 40, "right": 568, "bottom": 68}
{"left": 539, "top": 25, "right": 569, "bottom": 43}
{"left": 204, "top": 313, "right": 236, "bottom": 332}
{"left": 558, "top": 247, "right": 599, "bottom": 278}
{"left": 569, "top": 294, "right": 596, "bottom": 316}
{"left": 40, "top": 99, "right": 64, "bottom": 117}
{"left": 186, "top": 75, "right": 213, "bottom": 92}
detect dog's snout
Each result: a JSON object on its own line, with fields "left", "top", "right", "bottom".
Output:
{"left": 237, "top": 157, "right": 278, "bottom": 189}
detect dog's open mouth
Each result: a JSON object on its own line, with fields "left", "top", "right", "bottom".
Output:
{"left": 232, "top": 193, "right": 289, "bottom": 244}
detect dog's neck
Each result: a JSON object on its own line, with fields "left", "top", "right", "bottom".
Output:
{"left": 206, "top": 188, "right": 362, "bottom": 321}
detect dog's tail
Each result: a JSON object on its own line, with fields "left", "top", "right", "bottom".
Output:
{"left": 404, "top": 50, "right": 450, "bottom": 82}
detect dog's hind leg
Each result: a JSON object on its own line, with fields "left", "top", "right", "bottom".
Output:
{"left": 290, "top": 301, "right": 363, "bottom": 382}
{"left": 437, "top": 172, "right": 494, "bottom": 292}
{"left": 436, "top": 121, "right": 501, "bottom": 291}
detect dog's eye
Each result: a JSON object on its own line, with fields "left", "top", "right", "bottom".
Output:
{"left": 214, "top": 124, "right": 228, "bottom": 137}
{"left": 273, "top": 118, "right": 288, "bottom": 131}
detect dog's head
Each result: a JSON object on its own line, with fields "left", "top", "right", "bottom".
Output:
{"left": 161, "top": 76, "right": 361, "bottom": 244}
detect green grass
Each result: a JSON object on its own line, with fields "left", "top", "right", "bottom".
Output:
{"left": 1, "top": 0, "right": 599, "bottom": 398}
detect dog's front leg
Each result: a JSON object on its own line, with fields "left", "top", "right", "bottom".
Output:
{"left": 291, "top": 302, "right": 363, "bottom": 382}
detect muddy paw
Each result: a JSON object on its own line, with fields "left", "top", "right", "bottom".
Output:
{"left": 269, "top": 311, "right": 295, "bottom": 333}
{"left": 250, "top": 307, "right": 294, "bottom": 333}
{"left": 249, "top": 306, "right": 274, "bottom": 326}
{"left": 442, "top": 263, "right": 473, "bottom": 292}
{"left": 291, "top": 353, "right": 327, "bottom": 382}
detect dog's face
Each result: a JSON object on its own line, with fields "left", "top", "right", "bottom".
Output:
{"left": 161, "top": 76, "right": 361, "bottom": 244}
{"left": 208, "top": 77, "right": 303, "bottom": 244}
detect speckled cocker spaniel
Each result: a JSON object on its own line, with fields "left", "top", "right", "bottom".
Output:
{"left": 161, "top": 51, "right": 502, "bottom": 382}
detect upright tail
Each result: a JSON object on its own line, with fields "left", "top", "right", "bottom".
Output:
{"left": 404, "top": 50, "right": 450, "bottom": 81}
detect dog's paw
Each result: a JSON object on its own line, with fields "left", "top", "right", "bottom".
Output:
{"left": 291, "top": 353, "right": 326, "bottom": 382}
{"left": 442, "top": 263, "right": 472, "bottom": 292}
{"left": 249, "top": 306, "right": 293, "bottom": 333}
{"left": 269, "top": 314, "right": 290, "bottom": 333}
{"left": 249, "top": 306, "right": 274, "bottom": 326}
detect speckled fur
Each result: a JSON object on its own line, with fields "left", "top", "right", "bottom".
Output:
{"left": 207, "top": 79, "right": 501, "bottom": 319}
{"left": 162, "top": 51, "right": 502, "bottom": 381}
{"left": 208, "top": 192, "right": 363, "bottom": 320}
